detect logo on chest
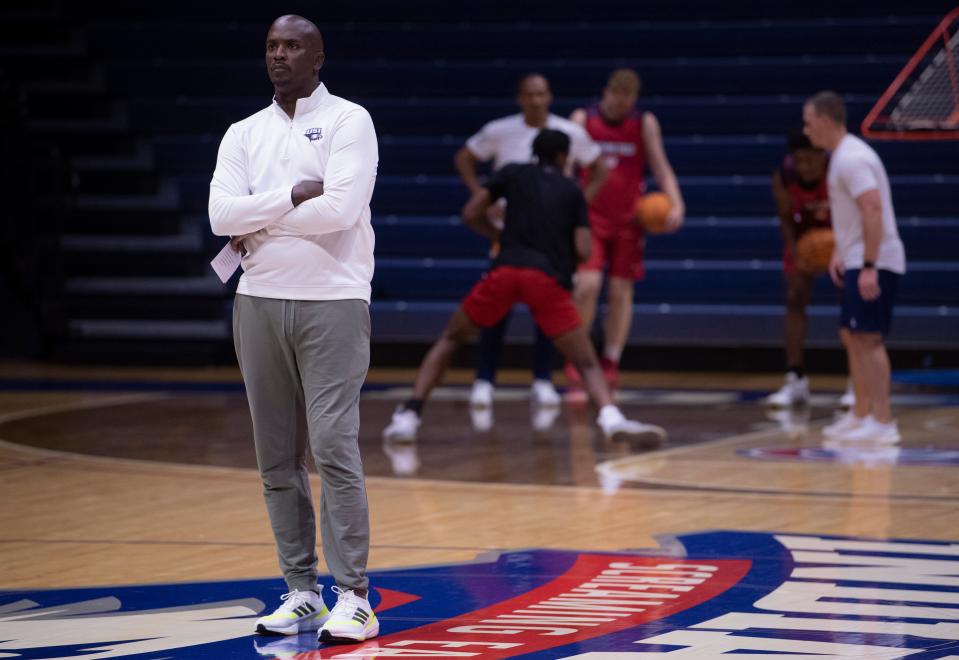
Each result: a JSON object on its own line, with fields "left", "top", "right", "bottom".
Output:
{"left": 304, "top": 127, "right": 323, "bottom": 142}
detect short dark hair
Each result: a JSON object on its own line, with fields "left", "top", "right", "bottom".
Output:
{"left": 517, "top": 72, "right": 549, "bottom": 94}
{"left": 532, "top": 128, "right": 570, "bottom": 164}
{"left": 787, "top": 126, "right": 814, "bottom": 152}
{"left": 807, "top": 91, "right": 847, "bottom": 126}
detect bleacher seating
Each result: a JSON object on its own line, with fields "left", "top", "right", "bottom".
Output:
{"left": 3, "top": 0, "right": 956, "bottom": 361}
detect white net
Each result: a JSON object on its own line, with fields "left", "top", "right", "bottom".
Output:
{"left": 863, "top": 9, "right": 959, "bottom": 139}
{"left": 889, "top": 28, "right": 959, "bottom": 130}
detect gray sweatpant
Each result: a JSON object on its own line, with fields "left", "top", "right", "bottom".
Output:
{"left": 233, "top": 294, "right": 371, "bottom": 592}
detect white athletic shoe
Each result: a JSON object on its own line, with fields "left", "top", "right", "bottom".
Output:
{"left": 318, "top": 587, "right": 379, "bottom": 644}
{"left": 835, "top": 416, "right": 901, "bottom": 444}
{"left": 469, "top": 379, "right": 494, "bottom": 407}
{"left": 597, "top": 405, "right": 667, "bottom": 443}
{"left": 255, "top": 588, "right": 330, "bottom": 636}
{"left": 382, "top": 407, "right": 420, "bottom": 442}
{"left": 531, "top": 379, "right": 561, "bottom": 406}
{"left": 839, "top": 383, "right": 856, "bottom": 409}
{"left": 822, "top": 411, "right": 865, "bottom": 438}
{"left": 764, "top": 373, "right": 810, "bottom": 407}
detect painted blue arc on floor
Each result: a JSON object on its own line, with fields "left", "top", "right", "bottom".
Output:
{"left": 2, "top": 530, "right": 959, "bottom": 658}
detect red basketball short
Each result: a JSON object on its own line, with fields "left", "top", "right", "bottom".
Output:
{"left": 579, "top": 211, "right": 645, "bottom": 281}
{"left": 461, "top": 266, "right": 582, "bottom": 339}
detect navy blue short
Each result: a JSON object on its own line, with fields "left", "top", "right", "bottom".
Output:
{"left": 840, "top": 268, "right": 901, "bottom": 335}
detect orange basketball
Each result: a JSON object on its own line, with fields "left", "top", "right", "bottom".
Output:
{"left": 796, "top": 228, "right": 835, "bottom": 274}
{"left": 633, "top": 192, "right": 672, "bottom": 233}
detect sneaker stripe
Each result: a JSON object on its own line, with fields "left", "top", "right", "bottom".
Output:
{"left": 352, "top": 609, "right": 369, "bottom": 623}
{"left": 292, "top": 603, "right": 314, "bottom": 617}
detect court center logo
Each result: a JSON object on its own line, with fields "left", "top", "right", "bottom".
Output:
{"left": 3, "top": 530, "right": 959, "bottom": 658}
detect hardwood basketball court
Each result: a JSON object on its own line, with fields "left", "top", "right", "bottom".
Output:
{"left": 1, "top": 362, "right": 958, "bottom": 658}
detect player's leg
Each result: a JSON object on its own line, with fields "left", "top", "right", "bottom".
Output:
{"left": 824, "top": 328, "right": 864, "bottom": 438}
{"left": 293, "top": 300, "right": 371, "bottom": 601}
{"left": 833, "top": 270, "right": 900, "bottom": 442}
{"left": 572, "top": 270, "right": 603, "bottom": 330}
{"left": 235, "top": 295, "right": 327, "bottom": 636}
{"left": 521, "top": 268, "right": 665, "bottom": 442}
{"left": 784, "top": 272, "right": 812, "bottom": 375}
{"left": 411, "top": 307, "right": 480, "bottom": 402}
{"left": 857, "top": 333, "right": 892, "bottom": 422}
{"left": 600, "top": 225, "right": 644, "bottom": 392}
{"left": 827, "top": 269, "right": 899, "bottom": 442}
{"left": 384, "top": 269, "right": 515, "bottom": 441}
{"left": 845, "top": 328, "right": 871, "bottom": 419}
{"left": 604, "top": 276, "right": 633, "bottom": 362}
{"left": 472, "top": 315, "right": 510, "bottom": 406}
{"left": 767, "top": 271, "right": 813, "bottom": 406}
{"left": 567, "top": 232, "right": 608, "bottom": 394}
{"left": 531, "top": 328, "right": 560, "bottom": 405}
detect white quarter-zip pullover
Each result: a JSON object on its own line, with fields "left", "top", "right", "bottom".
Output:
{"left": 209, "top": 83, "right": 378, "bottom": 301}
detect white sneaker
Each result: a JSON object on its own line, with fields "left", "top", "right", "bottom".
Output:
{"left": 839, "top": 383, "right": 856, "bottom": 409}
{"left": 382, "top": 407, "right": 420, "bottom": 442}
{"left": 255, "top": 588, "right": 330, "bottom": 636}
{"left": 319, "top": 586, "right": 379, "bottom": 644}
{"left": 835, "top": 416, "right": 901, "bottom": 444}
{"left": 764, "top": 373, "right": 810, "bottom": 407}
{"left": 469, "top": 379, "right": 494, "bottom": 407}
{"left": 822, "top": 411, "right": 864, "bottom": 438}
{"left": 531, "top": 379, "right": 561, "bottom": 406}
{"left": 597, "top": 405, "right": 667, "bottom": 443}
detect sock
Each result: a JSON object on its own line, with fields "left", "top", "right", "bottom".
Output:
{"left": 604, "top": 346, "right": 623, "bottom": 363}
{"left": 598, "top": 404, "right": 621, "bottom": 420}
{"left": 787, "top": 365, "right": 804, "bottom": 379}
{"left": 402, "top": 399, "right": 423, "bottom": 416}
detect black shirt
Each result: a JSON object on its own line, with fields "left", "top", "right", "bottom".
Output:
{"left": 485, "top": 163, "right": 589, "bottom": 289}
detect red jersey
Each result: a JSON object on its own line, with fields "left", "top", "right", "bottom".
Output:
{"left": 581, "top": 105, "right": 646, "bottom": 226}
{"left": 780, "top": 154, "right": 831, "bottom": 236}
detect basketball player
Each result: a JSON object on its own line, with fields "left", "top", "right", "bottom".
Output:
{"left": 803, "top": 91, "right": 906, "bottom": 444}
{"left": 568, "top": 69, "right": 685, "bottom": 394}
{"left": 764, "top": 129, "right": 831, "bottom": 407}
{"left": 209, "top": 15, "right": 378, "bottom": 643}
{"left": 385, "top": 130, "right": 665, "bottom": 444}
{"left": 454, "top": 73, "right": 607, "bottom": 410}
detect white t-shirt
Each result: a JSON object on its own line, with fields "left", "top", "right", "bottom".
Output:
{"left": 826, "top": 134, "right": 906, "bottom": 274}
{"left": 209, "top": 83, "right": 378, "bottom": 302}
{"left": 466, "top": 113, "right": 601, "bottom": 171}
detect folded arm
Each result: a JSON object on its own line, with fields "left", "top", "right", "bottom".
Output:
{"left": 208, "top": 125, "right": 295, "bottom": 236}
{"left": 272, "top": 107, "right": 379, "bottom": 236}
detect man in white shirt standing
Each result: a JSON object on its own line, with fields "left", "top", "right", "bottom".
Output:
{"left": 803, "top": 91, "right": 906, "bottom": 444}
{"left": 453, "top": 73, "right": 607, "bottom": 412}
{"left": 209, "top": 15, "right": 378, "bottom": 644}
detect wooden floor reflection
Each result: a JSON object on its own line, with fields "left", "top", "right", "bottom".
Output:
{"left": 1, "top": 365, "right": 957, "bottom": 591}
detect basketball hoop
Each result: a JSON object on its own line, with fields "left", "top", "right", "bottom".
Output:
{"left": 862, "top": 7, "right": 959, "bottom": 140}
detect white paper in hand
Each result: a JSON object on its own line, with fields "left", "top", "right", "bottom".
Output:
{"left": 210, "top": 242, "right": 242, "bottom": 283}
